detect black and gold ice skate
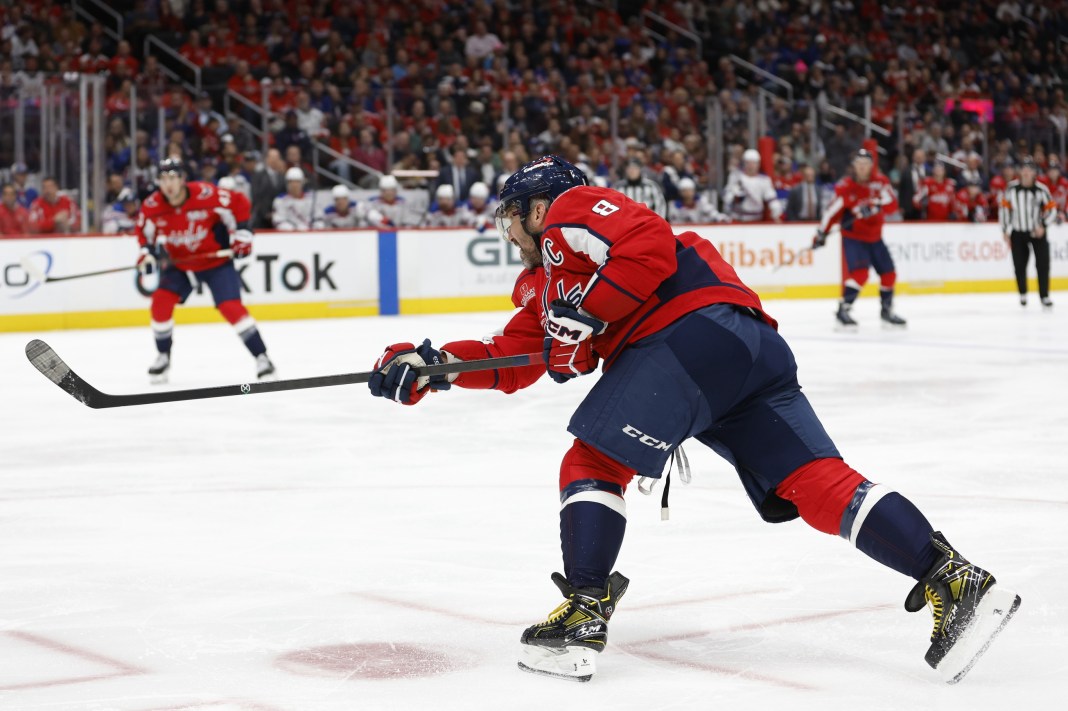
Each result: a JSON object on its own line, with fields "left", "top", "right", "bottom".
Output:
{"left": 518, "top": 571, "right": 629, "bottom": 682}
{"left": 905, "top": 531, "right": 1021, "bottom": 683}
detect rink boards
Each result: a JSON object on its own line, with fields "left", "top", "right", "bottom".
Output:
{"left": 1, "top": 223, "right": 1066, "bottom": 331}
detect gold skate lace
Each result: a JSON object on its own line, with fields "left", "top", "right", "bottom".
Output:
{"left": 541, "top": 600, "right": 572, "bottom": 625}
{"left": 925, "top": 585, "right": 946, "bottom": 638}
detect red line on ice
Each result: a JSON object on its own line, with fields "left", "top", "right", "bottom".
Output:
{"left": 0, "top": 630, "right": 145, "bottom": 691}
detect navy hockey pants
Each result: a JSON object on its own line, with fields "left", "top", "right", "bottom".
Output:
{"left": 568, "top": 303, "right": 840, "bottom": 522}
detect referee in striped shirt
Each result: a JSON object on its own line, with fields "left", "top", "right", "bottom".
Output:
{"left": 614, "top": 157, "right": 668, "bottom": 218}
{"left": 1000, "top": 157, "right": 1056, "bottom": 307}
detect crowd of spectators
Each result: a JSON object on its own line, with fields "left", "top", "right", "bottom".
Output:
{"left": 2, "top": 0, "right": 1068, "bottom": 235}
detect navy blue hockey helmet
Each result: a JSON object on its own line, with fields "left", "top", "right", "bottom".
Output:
{"left": 495, "top": 155, "right": 588, "bottom": 242}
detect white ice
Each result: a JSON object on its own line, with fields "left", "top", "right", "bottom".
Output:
{"left": 1, "top": 292, "right": 1065, "bottom": 710}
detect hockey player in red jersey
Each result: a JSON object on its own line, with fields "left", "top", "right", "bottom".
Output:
{"left": 988, "top": 163, "right": 1015, "bottom": 222}
{"left": 136, "top": 158, "right": 275, "bottom": 382}
{"left": 1038, "top": 160, "right": 1068, "bottom": 222}
{"left": 814, "top": 149, "right": 906, "bottom": 328}
{"left": 914, "top": 162, "right": 957, "bottom": 221}
{"left": 955, "top": 178, "right": 990, "bottom": 223}
{"left": 366, "top": 155, "right": 1019, "bottom": 683}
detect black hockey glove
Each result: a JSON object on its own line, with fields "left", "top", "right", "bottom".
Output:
{"left": 368, "top": 339, "right": 452, "bottom": 405}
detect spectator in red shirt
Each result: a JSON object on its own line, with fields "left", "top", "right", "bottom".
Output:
{"left": 180, "top": 30, "right": 212, "bottom": 67}
{"left": 108, "top": 40, "right": 139, "bottom": 75}
{"left": 329, "top": 120, "right": 359, "bottom": 182}
{"left": 0, "top": 183, "right": 30, "bottom": 236}
{"left": 353, "top": 127, "right": 388, "bottom": 176}
{"left": 28, "top": 178, "right": 80, "bottom": 234}
{"left": 227, "top": 60, "right": 260, "bottom": 103}
{"left": 77, "top": 37, "right": 110, "bottom": 74}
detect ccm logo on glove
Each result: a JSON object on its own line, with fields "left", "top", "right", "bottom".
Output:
{"left": 543, "top": 299, "right": 607, "bottom": 383}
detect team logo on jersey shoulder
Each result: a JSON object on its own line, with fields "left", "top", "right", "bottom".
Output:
{"left": 197, "top": 185, "right": 213, "bottom": 199}
{"left": 519, "top": 282, "right": 537, "bottom": 307}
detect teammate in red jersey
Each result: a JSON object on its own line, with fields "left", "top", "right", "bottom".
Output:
{"left": 988, "top": 163, "right": 1015, "bottom": 221}
{"left": 955, "top": 178, "right": 990, "bottom": 222}
{"left": 914, "top": 162, "right": 957, "bottom": 221}
{"left": 135, "top": 158, "right": 275, "bottom": 383}
{"left": 814, "top": 149, "right": 905, "bottom": 328}
{"left": 1037, "top": 160, "right": 1068, "bottom": 223}
{"left": 365, "top": 155, "right": 1019, "bottom": 683}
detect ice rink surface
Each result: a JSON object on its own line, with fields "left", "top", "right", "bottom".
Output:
{"left": 1, "top": 292, "right": 1065, "bottom": 710}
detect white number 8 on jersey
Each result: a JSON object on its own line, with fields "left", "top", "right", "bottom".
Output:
{"left": 591, "top": 199, "right": 620, "bottom": 217}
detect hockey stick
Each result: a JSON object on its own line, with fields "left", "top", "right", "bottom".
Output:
{"left": 769, "top": 223, "right": 838, "bottom": 273}
{"left": 26, "top": 339, "right": 544, "bottom": 409}
{"left": 20, "top": 250, "right": 234, "bottom": 284}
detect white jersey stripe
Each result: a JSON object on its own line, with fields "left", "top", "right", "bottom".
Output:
{"left": 558, "top": 226, "right": 611, "bottom": 266}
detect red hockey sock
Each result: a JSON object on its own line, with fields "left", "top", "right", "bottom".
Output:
{"left": 217, "top": 299, "right": 250, "bottom": 326}
{"left": 559, "top": 438, "right": 636, "bottom": 493}
{"left": 150, "top": 289, "right": 180, "bottom": 323}
{"left": 775, "top": 458, "right": 867, "bottom": 536}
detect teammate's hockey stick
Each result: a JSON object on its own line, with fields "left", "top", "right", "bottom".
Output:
{"left": 20, "top": 250, "right": 234, "bottom": 284}
{"left": 26, "top": 339, "right": 544, "bottom": 409}
{"left": 769, "top": 224, "right": 839, "bottom": 273}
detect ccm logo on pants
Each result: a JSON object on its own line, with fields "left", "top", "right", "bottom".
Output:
{"left": 622, "top": 425, "right": 672, "bottom": 451}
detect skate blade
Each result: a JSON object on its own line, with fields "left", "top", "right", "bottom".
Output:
{"left": 149, "top": 372, "right": 169, "bottom": 385}
{"left": 257, "top": 371, "right": 278, "bottom": 382}
{"left": 880, "top": 321, "right": 907, "bottom": 330}
{"left": 834, "top": 323, "right": 859, "bottom": 332}
{"left": 936, "top": 585, "right": 1022, "bottom": 684}
{"left": 517, "top": 645, "right": 595, "bottom": 682}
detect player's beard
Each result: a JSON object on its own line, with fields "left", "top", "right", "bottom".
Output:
{"left": 518, "top": 239, "right": 542, "bottom": 270}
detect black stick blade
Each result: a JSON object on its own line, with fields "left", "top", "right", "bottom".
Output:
{"left": 25, "top": 339, "right": 100, "bottom": 407}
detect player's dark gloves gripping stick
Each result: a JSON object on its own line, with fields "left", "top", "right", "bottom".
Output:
{"left": 368, "top": 339, "right": 453, "bottom": 405}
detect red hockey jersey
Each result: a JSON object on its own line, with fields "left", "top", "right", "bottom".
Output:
{"left": 28, "top": 195, "right": 81, "bottom": 234}
{"left": 988, "top": 175, "right": 1008, "bottom": 219}
{"left": 818, "top": 175, "right": 897, "bottom": 243}
{"left": 1038, "top": 175, "right": 1068, "bottom": 217}
{"left": 916, "top": 177, "right": 957, "bottom": 221}
{"left": 441, "top": 186, "right": 776, "bottom": 390}
{"left": 955, "top": 188, "right": 990, "bottom": 222}
{"left": 136, "top": 181, "right": 251, "bottom": 271}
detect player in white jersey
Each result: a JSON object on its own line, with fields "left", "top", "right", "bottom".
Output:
{"left": 465, "top": 181, "right": 496, "bottom": 232}
{"left": 669, "top": 178, "right": 730, "bottom": 224}
{"left": 365, "top": 174, "right": 415, "bottom": 227}
{"left": 422, "top": 184, "right": 473, "bottom": 227}
{"left": 724, "top": 149, "right": 783, "bottom": 222}
{"left": 271, "top": 167, "right": 323, "bottom": 230}
{"left": 101, "top": 188, "right": 140, "bottom": 234}
{"left": 322, "top": 184, "right": 362, "bottom": 228}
